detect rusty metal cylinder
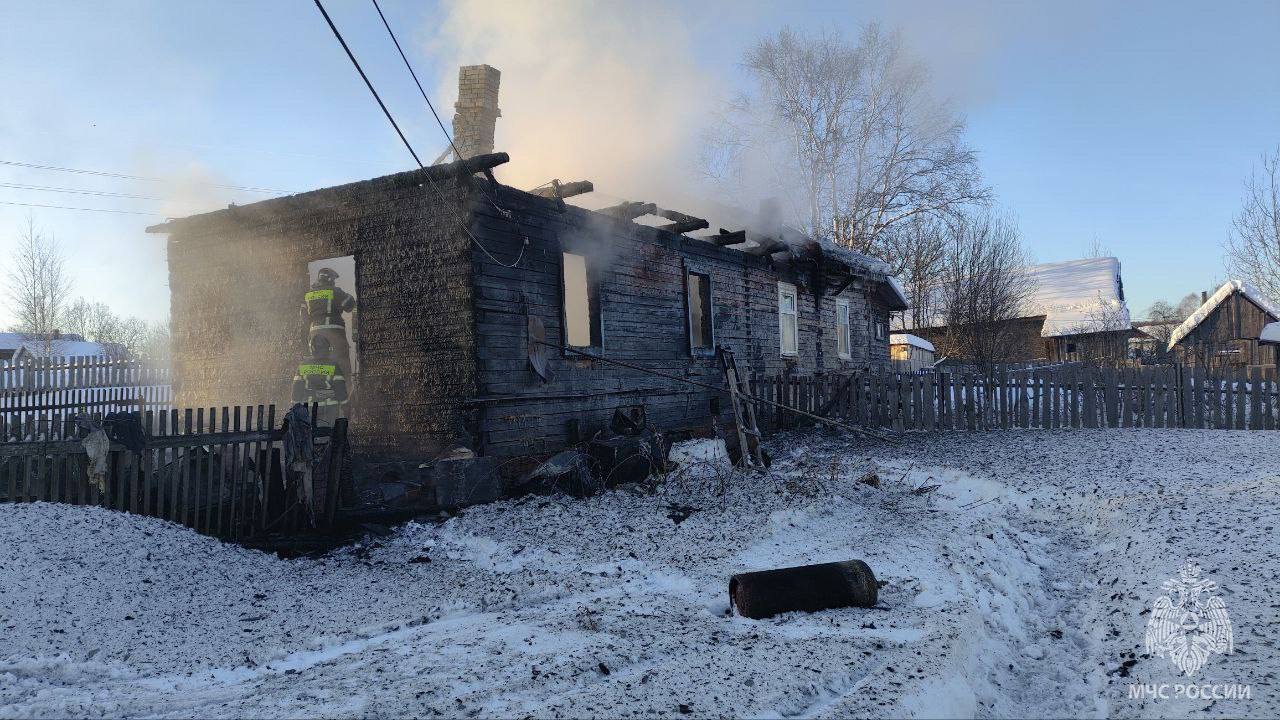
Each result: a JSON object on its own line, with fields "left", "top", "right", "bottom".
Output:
{"left": 730, "top": 560, "right": 878, "bottom": 619}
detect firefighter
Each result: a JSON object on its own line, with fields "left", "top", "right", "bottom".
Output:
{"left": 291, "top": 335, "right": 348, "bottom": 420}
{"left": 302, "top": 266, "right": 356, "bottom": 376}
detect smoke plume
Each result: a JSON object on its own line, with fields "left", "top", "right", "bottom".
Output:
{"left": 428, "top": 0, "right": 725, "bottom": 216}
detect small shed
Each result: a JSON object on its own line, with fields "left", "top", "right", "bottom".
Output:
{"left": 889, "top": 333, "right": 935, "bottom": 372}
{"left": 1167, "top": 280, "right": 1280, "bottom": 370}
{"left": 1258, "top": 321, "right": 1280, "bottom": 371}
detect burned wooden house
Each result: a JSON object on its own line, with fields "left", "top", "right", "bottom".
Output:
{"left": 148, "top": 155, "right": 906, "bottom": 465}
{"left": 1167, "top": 280, "right": 1280, "bottom": 370}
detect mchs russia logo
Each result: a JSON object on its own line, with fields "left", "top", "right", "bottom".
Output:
{"left": 1145, "top": 559, "right": 1233, "bottom": 677}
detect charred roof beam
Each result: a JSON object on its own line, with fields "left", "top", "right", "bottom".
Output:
{"left": 711, "top": 229, "right": 747, "bottom": 246}
{"left": 529, "top": 180, "right": 594, "bottom": 200}
{"left": 598, "top": 201, "right": 657, "bottom": 220}
{"left": 659, "top": 218, "right": 710, "bottom": 234}
{"left": 744, "top": 237, "right": 788, "bottom": 256}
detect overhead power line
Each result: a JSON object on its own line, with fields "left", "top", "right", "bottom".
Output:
{"left": 0, "top": 200, "right": 165, "bottom": 217}
{"left": 312, "top": 0, "right": 422, "bottom": 168}
{"left": 369, "top": 0, "right": 463, "bottom": 164}
{"left": 0, "top": 159, "right": 291, "bottom": 194}
{"left": 0, "top": 181, "right": 163, "bottom": 201}
{"left": 368, "top": 0, "right": 511, "bottom": 222}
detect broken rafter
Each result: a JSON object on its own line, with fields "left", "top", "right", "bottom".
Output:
{"left": 598, "top": 201, "right": 657, "bottom": 221}
{"left": 659, "top": 218, "right": 710, "bottom": 234}
{"left": 711, "top": 229, "right": 747, "bottom": 246}
{"left": 654, "top": 207, "right": 704, "bottom": 224}
{"left": 744, "top": 237, "right": 788, "bottom": 256}
{"left": 457, "top": 152, "right": 510, "bottom": 176}
{"left": 530, "top": 180, "right": 594, "bottom": 200}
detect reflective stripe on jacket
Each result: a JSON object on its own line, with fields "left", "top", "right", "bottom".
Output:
{"left": 292, "top": 362, "right": 348, "bottom": 405}
{"left": 303, "top": 285, "right": 355, "bottom": 329}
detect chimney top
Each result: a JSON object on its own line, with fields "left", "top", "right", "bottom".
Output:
{"left": 452, "top": 64, "right": 501, "bottom": 160}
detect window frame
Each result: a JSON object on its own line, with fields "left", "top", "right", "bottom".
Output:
{"left": 835, "top": 298, "right": 852, "bottom": 360}
{"left": 778, "top": 282, "right": 799, "bottom": 357}
{"left": 559, "top": 250, "right": 603, "bottom": 352}
{"left": 683, "top": 259, "right": 715, "bottom": 356}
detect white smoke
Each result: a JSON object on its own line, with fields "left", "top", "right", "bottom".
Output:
{"left": 428, "top": 0, "right": 727, "bottom": 217}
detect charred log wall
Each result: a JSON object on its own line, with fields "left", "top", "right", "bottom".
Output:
{"left": 468, "top": 182, "right": 891, "bottom": 458}
{"left": 163, "top": 167, "right": 477, "bottom": 459}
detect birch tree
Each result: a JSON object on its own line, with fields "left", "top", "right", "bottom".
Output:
{"left": 1224, "top": 147, "right": 1280, "bottom": 302}
{"left": 7, "top": 215, "right": 71, "bottom": 356}
{"left": 711, "top": 25, "right": 988, "bottom": 260}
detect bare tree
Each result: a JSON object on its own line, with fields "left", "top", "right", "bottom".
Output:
{"left": 1084, "top": 236, "right": 1112, "bottom": 258}
{"left": 887, "top": 214, "right": 948, "bottom": 330}
{"left": 1136, "top": 293, "right": 1203, "bottom": 364}
{"left": 7, "top": 215, "right": 71, "bottom": 357}
{"left": 1224, "top": 147, "right": 1280, "bottom": 301}
{"left": 62, "top": 298, "right": 119, "bottom": 344}
{"left": 741, "top": 27, "right": 861, "bottom": 235}
{"left": 709, "top": 25, "right": 988, "bottom": 258}
{"left": 62, "top": 296, "right": 168, "bottom": 359}
{"left": 831, "top": 27, "right": 989, "bottom": 257}
{"left": 935, "top": 211, "right": 1036, "bottom": 376}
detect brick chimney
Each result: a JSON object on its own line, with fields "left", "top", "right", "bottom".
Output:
{"left": 452, "top": 64, "right": 501, "bottom": 159}
{"left": 1201, "top": 290, "right": 1208, "bottom": 304}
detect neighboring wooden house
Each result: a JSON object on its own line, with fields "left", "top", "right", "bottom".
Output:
{"left": 889, "top": 333, "right": 935, "bottom": 372}
{"left": 1167, "top": 280, "right": 1280, "bottom": 370}
{"left": 913, "top": 257, "right": 1133, "bottom": 365}
{"left": 148, "top": 157, "right": 906, "bottom": 462}
{"left": 11, "top": 339, "right": 118, "bottom": 364}
{"left": 0, "top": 332, "right": 117, "bottom": 364}
{"left": 0, "top": 333, "right": 24, "bottom": 362}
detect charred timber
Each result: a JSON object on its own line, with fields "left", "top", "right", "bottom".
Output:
{"left": 730, "top": 560, "right": 879, "bottom": 619}
{"left": 712, "top": 229, "right": 747, "bottom": 246}
{"left": 598, "top": 201, "right": 657, "bottom": 221}
{"left": 659, "top": 218, "right": 711, "bottom": 234}
{"left": 654, "top": 207, "right": 705, "bottom": 225}
{"left": 744, "top": 237, "right": 788, "bottom": 256}
{"left": 530, "top": 180, "right": 594, "bottom": 199}
{"left": 456, "top": 152, "right": 510, "bottom": 176}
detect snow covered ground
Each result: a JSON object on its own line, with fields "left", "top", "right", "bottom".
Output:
{"left": 2, "top": 429, "right": 1277, "bottom": 718}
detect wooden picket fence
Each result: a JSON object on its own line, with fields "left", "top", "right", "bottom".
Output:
{"left": 0, "top": 404, "right": 350, "bottom": 541}
{"left": 0, "top": 356, "right": 172, "bottom": 431}
{"left": 751, "top": 365, "right": 1280, "bottom": 432}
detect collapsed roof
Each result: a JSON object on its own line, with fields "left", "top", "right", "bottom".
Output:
{"left": 146, "top": 151, "right": 907, "bottom": 309}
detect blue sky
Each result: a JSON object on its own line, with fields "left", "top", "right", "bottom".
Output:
{"left": 1, "top": 0, "right": 1277, "bottom": 327}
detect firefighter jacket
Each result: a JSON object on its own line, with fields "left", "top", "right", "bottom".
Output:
{"left": 291, "top": 361, "right": 349, "bottom": 406}
{"left": 303, "top": 283, "right": 356, "bottom": 331}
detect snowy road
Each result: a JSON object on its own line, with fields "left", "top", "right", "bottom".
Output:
{"left": 1, "top": 429, "right": 1277, "bottom": 718}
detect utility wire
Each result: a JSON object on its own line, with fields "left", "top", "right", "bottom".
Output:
{"left": 0, "top": 200, "right": 164, "bottom": 217}
{"left": 312, "top": 0, "right": 422, "bottom": 168}
{"left": 0, "top": 160, "right": 291, "bottom": 194}
{"left": 369, "top": 0, "right": 463, "bottom": 164}
{"left": 312, "top": 0, "right": 522, "bottom": 267}
{"left": 0, "top": 182, "right": 163, "bottom": 201}
{"left": 368, "top": 0, "right": 512, "bottom": 219}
